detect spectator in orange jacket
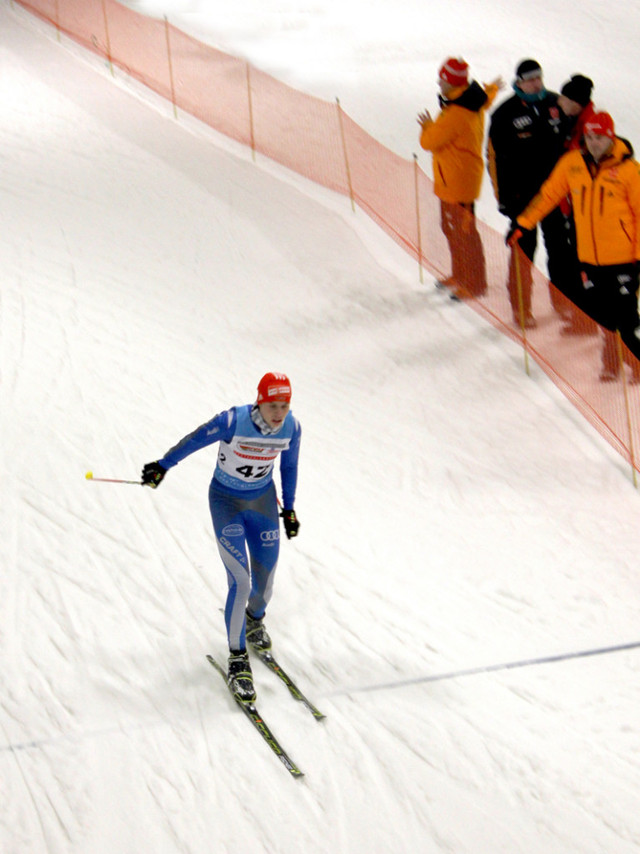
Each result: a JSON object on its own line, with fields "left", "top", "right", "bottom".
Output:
{"left": 511, "top": 112, "right": 640, "bottom": 382}
{"left": 418, "top": 57, "right": 502, "bottom": 299}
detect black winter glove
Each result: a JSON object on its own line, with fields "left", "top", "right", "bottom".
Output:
{"left": 280, "top": 508, "right": 300, "bottom": 539}
{"left": 506, "top": 221, "right": 526, "bottom": 247}
{"left": 142, "top": 460, "right": 167, "bottom": 488}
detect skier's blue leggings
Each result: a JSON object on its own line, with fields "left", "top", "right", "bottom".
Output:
{"left": 209, "top": 480, "right": 280, "bottom": 651}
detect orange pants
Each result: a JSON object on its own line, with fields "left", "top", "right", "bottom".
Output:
{"left": 440, "top": 201, "right": 487, "bottom": 297}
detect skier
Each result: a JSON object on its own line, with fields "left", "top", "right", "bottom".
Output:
{"left": 141, "top": 372, "right": 301, "bottom": 703}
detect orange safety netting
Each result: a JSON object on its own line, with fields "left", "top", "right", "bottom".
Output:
{"left": 15, "top": 0, "right": 640, "bottom": 481}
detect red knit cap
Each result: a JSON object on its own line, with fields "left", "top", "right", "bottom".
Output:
{"left": 584, "top": 112, "right": 615, "bottom": 139}
{"left": 257, "top": 372, "right": 292, "bottom": 403}
{"left": 439, "top": 57, "right": 469, "bottom": 87}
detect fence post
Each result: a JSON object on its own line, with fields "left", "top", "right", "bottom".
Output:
{"left": 164, "top": 17, "right": 178, "bottom": 119}
{"left": 616, "top": 331, "right": 638, "bottom": 487}
{"left": 413, "top": 154, "right": 424, "bottom": 284}
{"left": 336, "top": 98, "right": 355, "bottom": 213}
{"left": 244, "top": 63, "right": 256, "bottom": 162}
{"left": 100, "top": 0, "right": 114, "bottom": 76}
{"left": 513, "top": 249, "right": 530, "bottom": 376}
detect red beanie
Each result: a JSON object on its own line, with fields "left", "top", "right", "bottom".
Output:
{"left": 584, "top": 112, "right": 615, "bottom": 139}
{"left": 439, "top": 57, "right": 469, "bottom": 87}
{"left": 257, "top": 372, "right": 292, "bottom": 403}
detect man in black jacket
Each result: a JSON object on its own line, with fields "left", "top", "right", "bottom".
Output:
{"left": 487, "top": 59, "right": 567, "bottom": 327}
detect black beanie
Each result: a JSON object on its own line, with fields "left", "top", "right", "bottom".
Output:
{"left": 515, "top": 58, "right": 542, "bottom": 81}
{"left": 560, "top": 74, "right": 594, "bottom": 107}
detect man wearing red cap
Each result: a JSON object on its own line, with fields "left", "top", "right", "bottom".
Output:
{"left": 510, "top": 113, "right": 640, "bottom": 381}
{"left": 141, "top": 372, "right": 301, "bottom": 701}
{"left": 418, "top": 57, "right": 502, "bottom": 299}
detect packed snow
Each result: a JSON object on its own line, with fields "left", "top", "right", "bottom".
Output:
{"left": 2, "top": 1, "right": 640, "bottom": 853}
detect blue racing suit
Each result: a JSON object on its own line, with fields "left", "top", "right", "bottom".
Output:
{"left": 158, "top": 404, "right": 301, "bottom": 650}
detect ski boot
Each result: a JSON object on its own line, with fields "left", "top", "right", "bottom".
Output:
{"left": 227, "top": 650, "right": 256, "bottom": 703}
{"left": 245, "top": 612, "right": 272, "bottom": 652}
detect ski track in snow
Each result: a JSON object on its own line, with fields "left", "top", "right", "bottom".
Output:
{"left": 3, "top": 3, "right": 640, "bottom": 853}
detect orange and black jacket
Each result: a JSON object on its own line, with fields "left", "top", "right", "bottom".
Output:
{"left": 419, "top": 80, "right": 499, "bottom": 204}
{"left": 517, "top": 137, "right": 640, "bottom": 266}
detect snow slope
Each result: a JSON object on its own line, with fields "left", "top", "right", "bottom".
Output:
{"left": 2, "top": 3, "right": 640, "bottom": 853}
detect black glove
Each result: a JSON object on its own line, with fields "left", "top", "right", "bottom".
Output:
{"left": 141, "top": 461, "right": 167, "bottom": 488}
{"left": 506, "top": 221, "right": 525, "bottom": 246}
{"left": 280, "top": 508, "right": 300, "bottom": 539}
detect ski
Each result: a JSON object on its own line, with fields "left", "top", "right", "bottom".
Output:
{"left": 253, "top": 650, "right": 326, "bottom": 721}
{"left": 206, "top": 655, "right": 304, "bottom": 779}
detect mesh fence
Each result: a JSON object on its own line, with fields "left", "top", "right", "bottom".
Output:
{"left": 15, "top": 0, "right": 640, "bottom": 480}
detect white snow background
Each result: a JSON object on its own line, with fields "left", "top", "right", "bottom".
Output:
{"left": 2, "top": 1, "right": 640, "bottom": 852}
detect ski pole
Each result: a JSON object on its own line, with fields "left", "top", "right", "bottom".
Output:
{"left": 85, "top": 471, "right": 142, "bottom": 485}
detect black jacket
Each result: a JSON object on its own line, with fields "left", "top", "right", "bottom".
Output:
{"left": 487, "top": 90, "right": 567, "bottom": 218}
